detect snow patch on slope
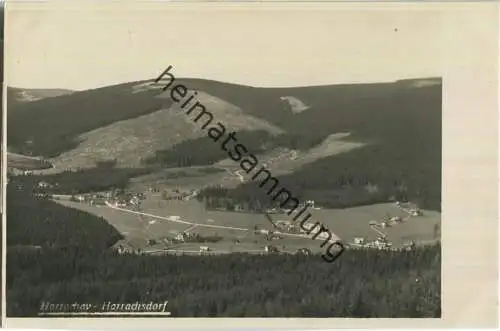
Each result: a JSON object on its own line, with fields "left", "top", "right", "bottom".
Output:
{"left": 280, "top": 96, "right": 310, "bottom": 113}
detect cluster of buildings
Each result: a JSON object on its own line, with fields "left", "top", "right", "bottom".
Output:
{"left": 379, "top": 216, "right": 404, "bottom": 228}
{"left": 172, "top": 230, "right": 199, "bottom": 243}
{"left": 161, "top": 188, "right": 198, "bottom": 201}
{"left": 264, "top": 245, "right": 312, "bottom": 255}
{"left": 8, "top": 168, "right": 34, "bottom": 176}
{"left": 395, "top": 201, "right": 424, "bottom": 216}
{"left": 258, "top": 219, "right": 324, "bottom": 236}
{"left": 253, "top": 227, "right": 284, "bottom": 241}
{"left": 352, "top": 236, "right": 393, "bottom": 250}
{"left": 107, "top": 194, "right": 141, "bottom": 208}
{"left": 69, "top": 193, "right": 108, "bottom": 206}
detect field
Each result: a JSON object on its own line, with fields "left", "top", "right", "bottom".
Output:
{"left": 7, "top": 152, "right": 53, "bottom": 170}
{"left": 57, "top": 190, "right": 440, "bottom": 255}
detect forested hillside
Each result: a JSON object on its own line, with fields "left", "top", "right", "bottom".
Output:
{"left": 145, "top": 130, "right": 322, "bottom": 167}
{"left": 183, "top": 79, "right": 442, "bottom": 211}
{"left": 221, "top": 138, "right": 441, "bottom": 211}
{"left": 8, "top": 245, "right": 441, "bottom": 317}
{"left": 7, "top": 178, "right": 440, "bottom": 317}
{"left": 7, "top": 82, "right": 166, "bottom": 157}
{"left": 7, "top": 184, "right": 123, "bottom": 249}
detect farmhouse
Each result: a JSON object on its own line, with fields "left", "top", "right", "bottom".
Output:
{"left": 267, "top": 233, "right": 282, "bottom": 241}
{"left": 296, "top": 248, "right": 312, "bottom": 255}
{"left": 354, "top": 237, "right": 365, "bottom": 245}
{"left": 390, "top": 216, "right": 402, "bottom": 223}
{"left": 37, "top": 181, "right": 53, "bottom": 189}
{"left": 265, "top": 245, "right": 279, "bottom": 253}
{"left": 113, "top": 238, "right": 147, "bottom": 255}
{"left": 89, "top": 197, "right": 107, "bottom": 206}
{"left": 174, "top": 233, "right": 185, "bottom": 242}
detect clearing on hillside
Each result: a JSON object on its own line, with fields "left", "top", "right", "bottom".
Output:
{"left": 48, "top": 91, "right": 283, "bottom": 170}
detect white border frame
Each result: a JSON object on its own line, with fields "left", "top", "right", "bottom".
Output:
{"left": 3, "top": 1, "right": 499, "bottom": 328}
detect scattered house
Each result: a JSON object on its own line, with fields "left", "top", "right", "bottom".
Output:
{"left": 162, "top": 238, "right": 173, "bottom": 245}
{"left": 276, "top": 220, "right": 291, "bottom": 227}
{"left": 287, "top": 224, "right": 300, "bottom": 233}
{"left": 113, "top": 238, "right": 146, "bottom": 255}
{"left": 267, "top": 233, "right": 283, "bottom": 241}
{"left": 115, "top": 244, "right": 132, "bottom": 255}
{"left": 37, "top": 181, "right": 52, "bottom": 189}
{"left": 305, "top": 200, "right": 316, "bottom": 208}
{"left": 265, "top": 245, "right": 279, "bottom": 253}
{"left": 315, "top": 232, "right": 331, "bottom": 240}
{"left": 354, "top": 237, "right": 365, "bottom": 245}
{"left": 374, "top": 240, "right": 388, "bottom": 249}
{"left": 300, "top": 221, "right": 319, "bottom": 233}
{"left": 90, "top": 198, "right": 107, "bottom": 206}
{"left": 199, "top": 246, "right": 210, "bottom": 252}
{"left": 255, "top": 228, "right": 270, "bottom": 235}
{"left": 390, "top": 216, "right": 403, "bottom": 223}
{"left": 111, "top": 200, "right": 127, "bottom": 207}
{"left": 233, "top": 205, "right": 244, "bottom": 212}
{"left": 369, "top": 220, "right": 378, "bottom": 226}
{"left": 380, "top": 221, "right": 389, "bottom": 228}
{"left": 296, "top": 248, "right": 312, "bottom": 255}
{"left": 174, "top": 233, "right": 185, "bottom": 242}
{"left": 403, "top": 240, "right": 416, "bottom": 251}
{"left": 410, "top": 209, "right": 423, "bottom": 216}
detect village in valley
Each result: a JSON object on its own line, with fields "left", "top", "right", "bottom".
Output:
{"left": 20, "top": 172, "right": 438, "bottom": 258}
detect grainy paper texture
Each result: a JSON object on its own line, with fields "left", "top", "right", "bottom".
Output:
{"left": 3, "top": 0, "right": 499, "bottom": 328}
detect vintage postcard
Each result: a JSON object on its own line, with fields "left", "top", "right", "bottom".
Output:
{"left": 3, "top": 0, "right": 498, "bottom": 329}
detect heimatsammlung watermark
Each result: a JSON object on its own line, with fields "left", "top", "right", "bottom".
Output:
{"left": 152, "top": 65, "right": 345, "bottom": 263}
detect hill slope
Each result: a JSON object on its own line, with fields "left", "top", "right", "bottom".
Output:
{"left": 7, "top": 82, "right": 283, "bottom": 168}
{"left": 8, "top": 77, "right": 442, "bottom": 210}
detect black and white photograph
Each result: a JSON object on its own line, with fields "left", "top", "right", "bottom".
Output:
{"left": 1, "top": 0, "right": 5, "bottom": 324}
{"left": 2, "top": 1, "right": 498, "bottom": 327}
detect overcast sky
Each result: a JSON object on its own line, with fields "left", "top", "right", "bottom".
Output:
{"left": 6, "top": 3, "right": 443, "bottom": 90}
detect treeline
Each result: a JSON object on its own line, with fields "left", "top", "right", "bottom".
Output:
{"left": 273, "top": 143, "right": 441, "bottom": 211}
{"left": 144, "top": 130, "right": 323, "bottom": 167}
{"left": 197, "top": 185, "right": 279, "bottom": 211}
{"left": 198, "top": 142, "right": 441, "bottom": 211}
{"left": 198, "top": 184, "right": 391, "bottom": 212}
{"left": 7, "top": 184, "right": 440, "bottom": 317}
{"left": 7, "top": 245, "right": 441, "bottom": 317}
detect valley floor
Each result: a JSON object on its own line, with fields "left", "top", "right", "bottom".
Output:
{"left": 56, "top": 190, "right": 441, "bottom": 256}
